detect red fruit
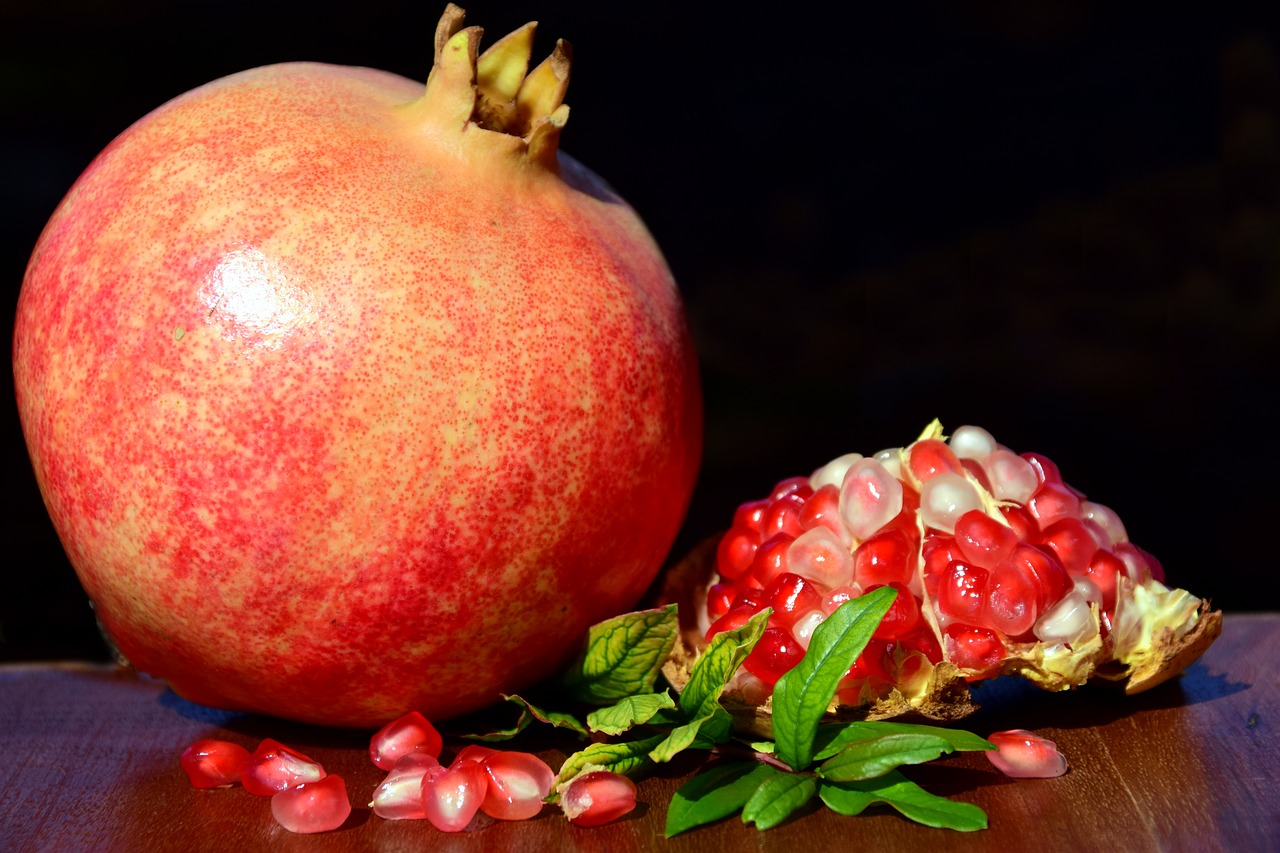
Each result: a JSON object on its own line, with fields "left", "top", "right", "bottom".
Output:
{"left": 179, "top": 739, "right": 251, "bottom": 789}
{"left": 985, "top": 730, "right": 1069, "bottom": 778}
{"left": 666, "top": 421, "right": 1221, "bottom": 734}
{"left": 421, "top": 759, "right": 489, "bottom": 832}
{"left": 478, "top": 751, "right": 556, "bottom": 821}
{"left": 13, "top": 5, "right": 700, "bottom": 727}
{"left": 271, "top": 774, "right": 352, "bottom": 834}
{"left": 369, "top": 711, "right": 443, "bottom": 771}
{"left": 559, "top": 770, "right": 638, "bottom": 827}
{"left": 242, "top": 739, "right": 325, "bottom": 797}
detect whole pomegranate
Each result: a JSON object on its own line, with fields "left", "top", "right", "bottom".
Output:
{"left": 13, "top": 6, "right": 701, "bottom": 727}
{"left": 663, "top": 421, "right": 1220, "bottom": 735}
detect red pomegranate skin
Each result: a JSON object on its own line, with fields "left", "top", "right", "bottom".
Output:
{"left": 13, "top": 61, "right": 701, "bottom": 727}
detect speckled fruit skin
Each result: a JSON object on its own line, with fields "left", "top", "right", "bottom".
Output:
{"left": 13, "top": 56, "right": 700, "bottom": 727}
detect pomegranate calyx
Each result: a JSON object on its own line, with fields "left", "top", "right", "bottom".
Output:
{"left": 422, "top": 4, "right": 571, "bottom": 167}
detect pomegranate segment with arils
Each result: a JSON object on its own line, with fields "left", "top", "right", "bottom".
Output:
{"left": 271, "top": 775, "right": 353, "bottom": 834}
{"left": 664, "top": 421, "right": 1222, "bottom": 733}
{"left": 179, "top": 738, "right": 251, "bottom": 789}
{"left": 985, "top": 730, "right": 1069, "bottom": 779}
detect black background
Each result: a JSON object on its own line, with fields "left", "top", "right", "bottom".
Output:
{"left": 3, "top": 1, "right": 1277, "bottom": 662}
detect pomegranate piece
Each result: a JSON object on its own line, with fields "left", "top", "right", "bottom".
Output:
{"left": 242, "top": 739, "right": 325, "bottom": 796}
{"left": 271, "top": 774, "right": 352, "bottom": 833}
{"left": 370, "top": 752, "right": 441, "bottom": 820}
{"left": 179, "top": 738, "right": 250, "bottom": 789}
{"left": 985, "top": 729, "right": 1069, "bottom": 778}
{"left": 742, "top": 626, "right": 806, "bottom": 686}
{"left": 559, "top": 770, "right": 638, "bottom": 827}
{"left": 369, "top": 710, "right": 443, "bottom": 770}
{"left": 421, "top": 758, "right": 489, "bottom": 832}
{"left": 478, "top": 751, "right": 556, "bottom": 820}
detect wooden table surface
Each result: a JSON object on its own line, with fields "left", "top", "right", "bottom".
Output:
{"left": 2, "top": 613, "right": 1276, "bottom": 852}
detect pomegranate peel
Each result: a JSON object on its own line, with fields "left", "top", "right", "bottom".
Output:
{"left": 661, "top": 422, "right": 1221, "bottom": 738}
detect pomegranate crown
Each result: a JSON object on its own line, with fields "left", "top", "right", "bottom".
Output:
{"left": 422, "top": 4, "right": 571, "bottom": 167}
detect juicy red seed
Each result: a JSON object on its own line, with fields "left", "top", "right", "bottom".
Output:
{"left": 921, "top": 535, "right": 961, "bottom": 598}
{"left": 1021, "top": 452, "right": 1062, "bottom": 485}
{"left": 370, "top": 753, "right": 441, "bottom": 820}
{"left": 748, "top": 533, "right": 794, "bottom": 587}
{"left": 180, "top": 739, "right": 251, "bottom": 789}
{"left": 559, "top": 771, "right": 638, "bottom": 827}
{"left": 798, "top": 484, "right": 846, "bottom": 539}
{"left": 954, "top": 510, "right": 1019, "bottom": 570}
{"left": 853, "top": 527, "right": 915, "bottom": 588}
{"left": 770, "top": 476, "right": 814, "bottom": 502}
{"left": 705, "top": 604, "right": 758, "bottom": 642}
{"left": 760, "top": 494, "right": 807, "bottom": 539}
{"left": 960, "top": 458, "right": 992, "bottom": 492}
{"left": 907, "top": 438, "right": 963, "bottom": 483}
{"left": 1041, "top": 517, "right": 1096, "bottom": 575}
{"left": 763, "top": 572, "right": 825, "bottom": 626}
{"left": 735, "top": 587, "right": 766, "bottom": 610}
{"left": 478, "top": 751, "right": 556, "bottom": 821}
{"left": 847, "top": 638, "right": 894, "bottom": 683}
{"left": 271, "top": 774, "right": 351, "bottom": 834}
{"left": 935, "top": 560, "right": 989, "bottom": 624}
{"left": 986, "top": 730, "right": 1069, "bottom": 778}
{"left": 716, "top": 525, "right": 761, "bottom": 581}
{"left": 706, "top": 583, "right": 735, "bottom": 622}
{"left": 733, "top": 499, "right": 771, "bottom": 533}
{"left": 369, "top": 710, "right": 443, "bottom": 771}
{"left": 421, "top": 759, "right": 489, "bottom": 832}
{"left": 1027, "top": 482, "right": 1082, "bottom": 528}
{"left": 869, "top": 582, "right": 920, "bottom": 639}
{"left": 984, "top": 562, "right": 1039, "bottom": 638}
{"left": 742, "top": 626, "right": 806, "bottom": 686}
{"left": 1082, "top": 550, "right": 1123, "bottom": 613}
{"left": 1008, "top": 543, "right": 1071, "bottom": 612}
{"left": 242, "top": 739, "right": 325, "bottom": 797}
{"left": 998, "top": 504, "right": 1040, "bottom": 542}
{"left": 944, "top": 623, "right": 1005, "bottom": 672}
{"left": 899, "top": 623, "right": 944, "bottom": 664}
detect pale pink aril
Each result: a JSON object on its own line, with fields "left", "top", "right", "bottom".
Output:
{"left": 809, "top": 452, "right": 863, "bottom": 490}
{"left": 559, "top": 771, "right": 638, "bottom": 827}
{"left": 1081, "top": 500, "right": 1128, "bottom": 543}
{"left": 918, "top": 472, "right": 982, "bottom": 533}
{"left": 786, "top": 526, "right": 855, "bottom": 587}
{"left": 271, "top": 774, "right": 352, "bottom": 834}
{"left": 369, "top": 753, "right": 441, "bottom": 820}
{"left": 421, "top": 759, "right": 489, "bottom": 832}
{"left": 792, "top": 609, "right": 828, "bottom": 649}
{"left": 982, "top": 449, "right": 1039, "bottom": 503}
{"left": 241, "top": 739, "right": 325, "bottom": 797}
{"left": 179, "top": 739, "right": 251, "bottom": 789}
{"left": 1027, "top": 482, "right": 1082, "bottom": 528}
{"left": 369, "top": 710, "right": 443, "bottom": 770}
{"left": 949, "top": 424, "right": 998, "bottom": 461}
{"left": 985, "top": 729, "right": 1069, "bottom": 778}
{"left": 838, "top": 458, "right": 904, "bottom": 541}
{"left": 1033, "top": 591, "right": 1098, "bottom": 647}
{"left": 478, "top": 751, "right": 556, "bottom": 821}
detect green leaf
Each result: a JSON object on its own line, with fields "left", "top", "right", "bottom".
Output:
{"left": 665, "top": 761, "right": 779, "bottom": 837}
{"left": 819, "top": 770, "right": 988, "bottom": 831}
{"left": 502, "top": 694, "right": 590, "bottom": 737}
{"left": 648, "top": 706, "right": 734, "bottom": 763}
{"left": 552, "top": 734, "right": 666, "bottom": 796}
{"left": 770, "top": 586, "right": 897, "bottom": 771}
{"left": 677, "top": 608, "right": 771, "bottom": 721}
{"left": 814, "top": 721, "right": 994, "bottom": 760}
{"left": 586, "top": 691, "right": 677, "bottom": 736}
{"left": 564, "top": 604, "right": 680, "bottom": 704}
{"left": 816, "top": 733, "right": 954, "bottom": 782}
{"left": 741, "top": 771, "right": 819, "bottom": 830}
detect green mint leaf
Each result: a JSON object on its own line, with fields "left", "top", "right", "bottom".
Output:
{"left": 814, "top": 721, "right": 994, "bottom": 760}
{"left": 552, "top": 734, "right": 667, "bottom": 797}
{"left": 563, "top": 604, "right": 679, "bottom": 704}
{"left": 500, "top": 694, "right": 590, "bottom": 737}
{"left": 740, "top": 771, "right": 819, "bottom": 830}
{"left": 665, "top": 761, "right": 780, "bottom": 838}
{"left": 648, "top": 705, "right": 734, "bottom": 763}
{"left": 819, "top": 770, "right": 988, "bottom": 831}
{"left": 816, "top": 733, "right": 954, "bottom": 782}
{"left": 677, "top": 608, "right": 771, "bottom": 721}
{"left": 586, "top": 691, "right": 677, "bottom": 736}
{"left": 770, "top": 586, "right": 897, "bottom": 770}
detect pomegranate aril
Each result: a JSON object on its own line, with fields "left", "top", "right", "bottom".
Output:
{"left": 705, "top": 604, "right": 758, "bottom": 642}
{"left": 922, "top": 535, "right": 961, "bottom": 598}
{"left": 792, "top": 609, "right": 827, "bottom": 649}
{"left": 1033, "top": 591, "right": 1098, "bottom": 647}
{"left": 559, "top": 770, "right": 638, "bottom": 827}
{"left": 853, "top": 527, "right": 915, "bottom": 588}
{"left": 1028, "top": 482, "right": 1081, "bottom": 528}
{"left": 770, "top": 476, "right": 813, "bottom": 502}
{"left": 1007, "top": 543, "right": 1071, "bottom": 614}
{"left": 451, "top": 744, "right": 499, "bottom": 766}
{"left": 271, "top": 774, "right": 352, "bottom": 834}
{"left": 960, "top": 458, "right": 993, "bottom": 492}
{"left": 1113, "top": 542, "right": 1158, "bottom": 584}
{"left": 742, "top": 626, "right": 805, "bottom": 686}
{"left": 949, "top": 425, "right": 998, "bottom": 461}
{"left": 984, "top": 562, "right": 1039, "bottom": 638}
{"left": 242, "top": 739, "right": 325, "bottom": 797}
{"left": 945, "top": 623, "right": 1004, "bottom": 672}
{"left": 985, "top": 729, "right": 1068, "bottom": 778}
{"left": 421, "top": 758, "right": 489, "bottom": 832}
{"left": 936, "top": 561, "right": 989, "bottom": 625}
{"left": 370, "top": 752, "right": 441, "bottom": 820}
{"left": 870, "top": 582, "right": 920, "bottom": 639}
{"left": 982, "top": 449, "right": 1038, "bottom": 504}
{"left": 839, "top": 458, "right": 904, "bottom": 541}
{"left": 180, "top": 739, "right": 250, "bottom": 789}
{"left": 732, "top": 499, "right": 770, "bottom": 533}
{"left": 823, "top": 584, "right": 861, "bottom": 616}
{"left": 810, "top": 452, "right": 864, "bottom": 490}
{"left": 716, "top": 525, "right": 760, "bottom": 581}
{"left": 706, "top": 583, "right": 735, "bottom": 622}
{"left": 763, "top": 572, "right": 825, "bottom": 628}
{"left": 1081, "top": 549, "right": 1122, "bottom": 613}
{"left": 1040, "top": 518, "right": 1095, "bottom": 575}
{"left": 760, "top": 493, "right": 806, "bottom": 539}
{"left": 954, "top": 510, "right": 1018, "bottom": 570}
{"left": 748, "top": 533, "right": 794, "bottom": 587}
{"left": 798, "top": 483, "right": 850, "bottom": 544}
{"left": 1021, "top": 452, "right": 1063, "bottom": 485}
{"left": 919, "top": 472, "right": 983, "bottom": 534}
{"left": 370, "top": 710, "right": 443, "bottom": 771}
{"left": 999, "top": 504, "right": 1040, "bottom": 542}
{"left": 478, "top": 751, "right": 555, "bottom": 821}
{"left": 906, "top": 438, "right": 963, "bottom": 484}
{"left": 786, "top": 526, "right": 855, "bottom": 587}
{"left": 1079, "top": 500, "right": 1127, "bottom": 543}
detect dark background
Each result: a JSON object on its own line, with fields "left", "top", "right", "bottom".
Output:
{"left": 3, "top": 1, "right": 1277, "bottom": 662}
